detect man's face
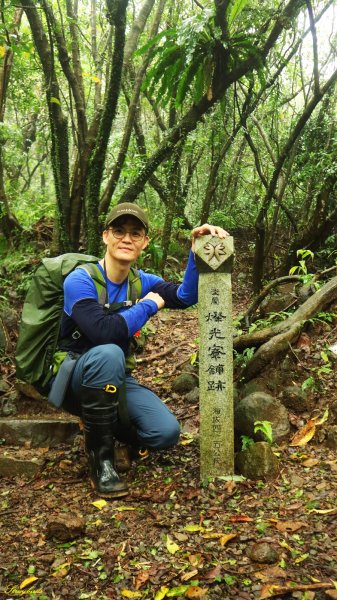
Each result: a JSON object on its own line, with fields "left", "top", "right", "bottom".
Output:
{"left": 103, "top": 216, "right": 149, "bottom": 263}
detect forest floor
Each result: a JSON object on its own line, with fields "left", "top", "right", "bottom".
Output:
{"left": 1, "top": 245, "right": 337, "bottom": 600}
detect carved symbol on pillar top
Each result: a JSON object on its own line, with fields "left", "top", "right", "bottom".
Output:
{"left": 195, "top": 235, "right": 233, "bottom": 272}
{"left": 204, "top": 241, "right": 226, "bottom": 263}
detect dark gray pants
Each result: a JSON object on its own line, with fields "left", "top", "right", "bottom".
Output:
{"left": 65, "top": 344, "right": 180, "bottom": 450}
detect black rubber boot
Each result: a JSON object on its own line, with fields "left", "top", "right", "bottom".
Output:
{"left": 80, "top": 385, "right": 128, "bottom": 498}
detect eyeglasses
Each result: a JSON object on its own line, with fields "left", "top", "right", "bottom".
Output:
{"left": 108, "top": 227, "right": 145, "bottom": 242}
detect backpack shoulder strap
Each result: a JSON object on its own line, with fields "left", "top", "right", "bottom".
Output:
{"left": 77, "top": 263, "right": 107, "bottom": 306}
{"left": 128, "top": 266, "right": 142, "bottom": 304}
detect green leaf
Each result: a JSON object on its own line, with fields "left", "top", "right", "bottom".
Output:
{"left": 176, "top": 54, "right": 203, "bottom": 107}
{"left": 136, "top": 28, "right": 176, "bottom": 56}
{"left": 50, "top": 97, "right": 61, "bottom": 105}
{"left": 166, "top": 586, "right": 190, "bottom": 597}
{"left": 228, "top": 0, "right": 249, "bottom": 26}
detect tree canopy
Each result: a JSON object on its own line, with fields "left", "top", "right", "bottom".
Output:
{"left": 0, "top": 0, "right": 336, "bottom": 287}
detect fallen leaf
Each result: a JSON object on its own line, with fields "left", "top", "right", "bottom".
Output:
{"left": 166, "top": 585, "right": 190, "bottom": 597}
{"left": 20, "top": 576, "right": 39, "bottom": 589}
{"left": 302, "top": 458, "right": 319, "bottom": 467}
{"left": 52, "top": 562, "right": 71, "bottom": 578}
{"left": 204, "top": 564, "right": 221, "bottom": 579}
{"left": 181, "top": 569, "right": 199, "bottom": 581}
{"left": 185, "top": 586, "right": 209, "bottom": 598}
{"left": 289, "top": 419, "right": 317, "bottom": 447}
{"left": 166, "top": 535, "right": 180, "bottom": 554}
{"left": 220, "top": 533, "right": 238, "bottom": 546}
{"left": 155, "top": 588, "right": 169, "bottom": 600}
{"left": 275, "top": 521, "right": 307, "bottom": 533}
{"left": 315, "top": 408, "right": 329, "bottom": 425}
{"left": 308, "top": 507, "right": 337, "bottom": 515}
{"left": 91, "top": 499, "right": 107, "bottom": 510}
{"left": 115, "top": 506, "right": 138, "bottom": 511}
{"left": 296, "top": 332, "right": 311, "bottom": 353}
{"left": 121, "top": 591, "right": 142, "bottom": 598}
{"left": 255, "top": 565, "right": 288, "bottom": 580}
{"left": 184, "top": 524, "right": 204, "bottom": 532}
{"left": 188, "top": 554, "right": 203, "bottom": 567}
{"left": 229, "top": 515, "right": 254, "bottom": 523}
{"left": 294, "top": 553, "right": 309, "bottom": 563}
{"left": 135, "top": 571, "right": 150, "bottom": 590}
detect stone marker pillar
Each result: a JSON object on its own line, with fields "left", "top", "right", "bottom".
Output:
{"left": 195, "top": 235, "right": 234, "bottom": 479}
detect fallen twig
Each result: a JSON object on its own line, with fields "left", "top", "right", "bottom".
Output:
{"left": 137, "top": 341, "right": 186, "bottom": 363}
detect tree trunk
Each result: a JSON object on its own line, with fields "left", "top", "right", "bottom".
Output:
{"left": 86, "top": 0, "right": 129, "bottom": 255}
{"left": 22, "top": 0, "right": 71, "bottom": 252}
{"left": 99, "top": 0, "right": 165, "bottom": 214}
{"left": 160, "top": 144, "right": 183, "bottom": 272}
{"left": 0, "top": 8, "right": 23, "bottom": 241}
{"left": 251, "top": 66, "right": 337, "bottom": 290}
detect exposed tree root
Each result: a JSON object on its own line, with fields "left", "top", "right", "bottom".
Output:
{"left": 234, "top": 275, "right": 337, "bottom": 380}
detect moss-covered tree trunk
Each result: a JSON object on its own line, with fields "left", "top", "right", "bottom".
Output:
{"left": 21, "top": 0, "right": 71, "bottom": 252}
{"left": 85, "top": 0, "right": 129, "bottom": 255}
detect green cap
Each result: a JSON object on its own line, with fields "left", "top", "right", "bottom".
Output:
{"left": 105, "top": 202, "right": 149, "bottom": 231}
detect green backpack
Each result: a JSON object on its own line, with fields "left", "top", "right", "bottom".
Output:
{"left": 15, "top": 253, "right": 141, "bottom": 393}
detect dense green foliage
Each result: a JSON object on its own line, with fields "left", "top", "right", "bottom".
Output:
{"left": 0, "top": 0, "right": 336, "bottom": 286}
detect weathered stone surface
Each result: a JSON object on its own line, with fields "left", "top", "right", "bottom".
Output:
{"left": 246, "top": 541, "right": 279, "bottom": 564}
{"left": 235, "top": 392, "right": 290, "bottom": 442}
{"left": 172, "top": 373, "right": 198, "bottom": 393}
{"left": 196, "top": 236, "right": 234, "bottom": 478}
{"left": 240, "top": 378, "right": 269, "bottom": 398}
{"left": 46, "top": 513, "right": 85, "bottom": 541}
{"left": 0, "top": 452, "right": 44, "bottom": 477}
{"left": 281, "top": 386, "right": 313, "bottom": 413}
{"left": 235, "top": 441, "right": 280, "bottom": 480}
{"left": 0, "top": 418, "right": 80, "bottom": 448}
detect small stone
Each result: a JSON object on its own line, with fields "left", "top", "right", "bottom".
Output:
{"left": 185, "top": 388, "right": 199, "bottom": 403}
{"left": 246, "top": 541, "right": 279, "bottom": 564}
{"left": 235, "top": 442, "right": 279, "bottom": 480}
{"left": 289, "top": 474, "right": 305, "bottom": 488}
{"left": 171, "top": 373, "right": 198, "bottom": 393}
{"left": 282, "top": 386, "right": 313, "bottom": 413}
{"left": 46, "top": 513, "right": 85, "bottom": 541}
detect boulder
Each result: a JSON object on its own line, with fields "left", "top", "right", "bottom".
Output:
{"left": 235, "top": 392, "right": 290, "bottom": 442}
{"left": 235, "top": 441, "right": 279, "bottom": 480}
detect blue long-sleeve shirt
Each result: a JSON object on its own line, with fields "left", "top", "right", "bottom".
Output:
{"left": 59, "top": 250, "right": 198, "bottom": 355}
